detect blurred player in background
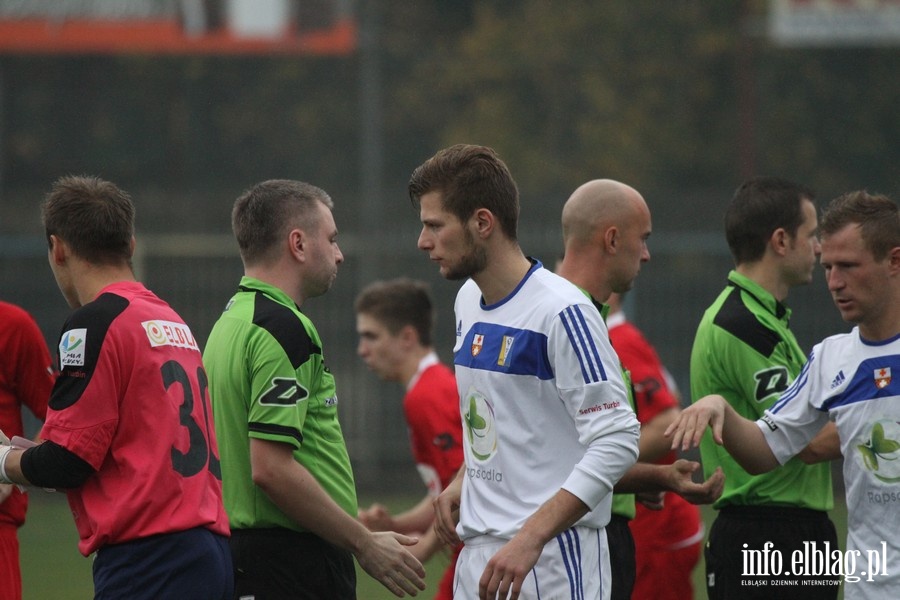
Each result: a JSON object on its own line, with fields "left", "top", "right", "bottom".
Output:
{"left": 0, "top": 301, "right": 54, "bottom": 600}
{"left": 204, "top": 180, "right": 425, "bottom": 599}
{"left": 355, "top": 277, "right": 464, "bottom": 600}
{"left": 605, "top": 293, "right": 703, "bottom": 600}
{"left": 0, "top": 175, "right": 232, "bottom": 599}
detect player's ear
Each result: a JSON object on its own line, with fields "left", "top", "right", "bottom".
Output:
{"left": 288, "top": 229, "right": 304, "bottom": 261}
{"left": 471, "top": 208, "right": 494, "bottom": 239}
{"left": 399, "top": 324, "right": 419, "bottom": 347}
{"left": 770, "top": 227, "right": 789, "bottom": 256}
{"left": 887, "top": 246, "right": 900, "bottom": 274}
{"left": 604, "top": 226, "right": 619, "bottom": 253}
{"left": 49, "top": 235, "right": 67, "bottom": 265}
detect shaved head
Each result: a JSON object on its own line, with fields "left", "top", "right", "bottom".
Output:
{"left": 557, "top": 179, "right": 652, "bottom": 301}
{"left": 562, "top": 179, "right": 647, "bottom": 247}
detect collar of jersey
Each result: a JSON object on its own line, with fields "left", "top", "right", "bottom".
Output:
{"left": 237, "top": 276, "right": 302, "bottom": 312}
{"left": 726, "top": 270, "right": 790, "bottom": 321}
{"left": 575, "top": 287, "right": 611, "bottom": 322}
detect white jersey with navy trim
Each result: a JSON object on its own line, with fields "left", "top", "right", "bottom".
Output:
{"left": 452, "top": 262, "right": 640, "bottom": 542}
{"left": 759, "top": 328, "right": 900, "bottom": 599}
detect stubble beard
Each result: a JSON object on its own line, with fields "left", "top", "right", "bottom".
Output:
{"left": 444, "top": 245, "right": 488, "bottom": 281}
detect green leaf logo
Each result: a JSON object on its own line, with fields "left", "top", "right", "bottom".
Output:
{"left": 858, "top": 421, "right": 900, "bottom": 483}
{"left": 464, "top": 389, "right": 497, "bottom": 461}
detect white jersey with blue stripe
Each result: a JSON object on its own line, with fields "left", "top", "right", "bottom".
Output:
{"left": 759, "top": 327, "right": 900, "bottom": 599}
{"left": 452, "top": 261, "right": 640, "bottom": 542}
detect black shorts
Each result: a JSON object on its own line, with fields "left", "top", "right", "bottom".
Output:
{"left": 230, "top": 528, "right": 356, "bottom": 600}
{"left": 706, "top": 506, "right": 840, "bottom": 600}
{"left": 93, "top": 527, "right": 232, "bottom": 600}
{"left": 606, "top": 514, "right": 636, "bottom": 600}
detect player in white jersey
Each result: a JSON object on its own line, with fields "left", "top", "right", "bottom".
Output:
{"left": 408, "top": 144, "right": 641, "bottom": 600}
{"left": 667, "top": 190, "right": 900, "bottom": 600}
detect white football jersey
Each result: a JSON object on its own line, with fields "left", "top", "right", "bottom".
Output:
{"left": 452, "top": 262, "right": 640, "bottom": 541}
{"left": 761, "top": 327, "right": 900, "bottom": 599}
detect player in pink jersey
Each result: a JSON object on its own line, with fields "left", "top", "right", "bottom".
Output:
{"left": 355, "top": 278, "right": 464, "bottom": 600}
{"left": 0, "top": 176, "right": 231, "bottom": 599}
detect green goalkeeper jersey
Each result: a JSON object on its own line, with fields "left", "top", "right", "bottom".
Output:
{"left": 204, "top": 276, "right": 357, "bottom": 531}
{"left": 690, "top": 270, "right": 833, "bottom": 511}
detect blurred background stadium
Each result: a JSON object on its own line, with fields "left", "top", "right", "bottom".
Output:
{"left": 0, "top": 2, "right": 895, "bottom": 596}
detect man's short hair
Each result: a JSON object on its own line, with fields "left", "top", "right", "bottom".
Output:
{"left": 821, "top": 191, "right": 900, "bottom": 261}
{"left": 41, "top": 175, "right": 135, "bottom": 266}
{"left": 354, "top": 278, "right": 434, "bottom": 347}
{"left": 232, "top": 179, "right": 332, "bottom": 266}
{"left": 724, "top": 176, "right": 816, "bottom": 265}
{"left": 408, "top": 144, "right": 520, "bottom": 241}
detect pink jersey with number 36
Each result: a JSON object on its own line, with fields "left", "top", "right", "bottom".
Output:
{"left": 41, "top": 282, "right": 229, "bottom": 556}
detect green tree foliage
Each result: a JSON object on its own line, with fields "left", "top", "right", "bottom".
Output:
{"left": 1, "top": 0, "right": 897, "bottom": 225}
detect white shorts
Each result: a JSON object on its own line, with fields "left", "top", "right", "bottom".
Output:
{"left": 454, "top": 526, "right": 609, "bottom": 600}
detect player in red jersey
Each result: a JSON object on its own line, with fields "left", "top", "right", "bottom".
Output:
{"left": 0, "top": 176, "right": 231, "bottom": 599}
{"left": 0, "top": 301, "right": 55, "bottom": 600}
{"left": 605, "top": 293, "right": 703, "bottom": 600}
{"left": 355, "top": 278, "right": 464, "bottom": 600}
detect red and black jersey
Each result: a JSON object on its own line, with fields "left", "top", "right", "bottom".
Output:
{"left": 41, "top": 281, "right": 229, "bottom": 555}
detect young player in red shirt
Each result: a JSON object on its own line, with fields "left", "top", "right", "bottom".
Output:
{"left": 355, "top": 278, "right": 464, "bottom": 600}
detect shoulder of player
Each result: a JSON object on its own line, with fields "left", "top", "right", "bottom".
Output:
{"left": 707, "top": 287, "right": 791, "bottom": 358}
{"left": 246, "top": 291, "right": 322, "bottom": 369}
{"left": 62, "top": 292, "right": 131, "bottom": 334}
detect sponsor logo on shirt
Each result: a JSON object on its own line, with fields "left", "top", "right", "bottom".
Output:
{"left": 456, "top": 320, "right": 463, "bottom": 337}
{"left": 874, "top": 367, "right": 892, "bottom": 389}
{"left": 497, "top": 335, "right": 514, "bottom": 366}
{"left": 471, "top": 333, "right": 484, "bottom": 357}
{"left": 464, "top": 387, "right": 497, "bottom": 462}
{"left": 59, "top": 328, "right": 87, "bottom": 367}
{"left": 578, "top": 400, "right": 621, "bottom": 416}
{"left": 142, "top": 320, "right": 198, "bottom": 350}
{"left": 857, "top": 419, "right": 900, "bottom": 483}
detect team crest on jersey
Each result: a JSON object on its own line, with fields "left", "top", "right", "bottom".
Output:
{"left": 471, "top": 333, "right": 484, "bottom": 356}
{"left": 59, "top": 328, "right": 87, "bottom": 367}
{"left": 497, "top": 335, "right": 515, "bottom": 366}
{"left": 875, "top": 367, "right": 892, "bottom": 389}
{"left": 142, "top": 320, "right": 198, "bottom": 350}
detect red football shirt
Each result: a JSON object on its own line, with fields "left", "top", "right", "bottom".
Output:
{"left": 402, "top": 353, "right": 463, "bottom": 600}
{"left": 0, "top": 301, "right": 54, "bottom": 528}
{"left": 608, "top": 313, "right": 702, "bottom": 551}
{"left": 40, "top": 282, "right": 229, "bottom": 555}
{"left": 403, "top": 355, "right": 464, "bottom": 494}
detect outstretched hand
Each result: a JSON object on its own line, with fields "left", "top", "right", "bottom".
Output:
{"left": 666, "top": 459, "right": 724, "bottom": 505}
{"left": 664, "top": 395, "right": 728, "bottom": 451}
{"left": 359, "top": 502, "right": 393, "bottom": 531}
{"left": 356, "top": 531, "right": 426, "bottom": 597}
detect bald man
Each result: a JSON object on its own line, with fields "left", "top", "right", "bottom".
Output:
{"left": 557, "top": 179, "right": 724, "bottom": 600}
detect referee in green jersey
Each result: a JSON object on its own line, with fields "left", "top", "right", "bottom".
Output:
{"left": 690, "top": 177, "right": 841, "bottom": 599}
